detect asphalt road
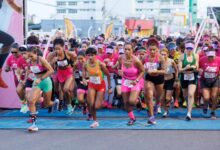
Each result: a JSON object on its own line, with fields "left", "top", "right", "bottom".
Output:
{"left": 0, "top": 130, "right": 219, "bottom": 150}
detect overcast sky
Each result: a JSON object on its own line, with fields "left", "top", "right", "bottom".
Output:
{"left": 27, "top": 0, "right": 220, "bottom": 23}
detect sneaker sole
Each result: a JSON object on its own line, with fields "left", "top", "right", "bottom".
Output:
{"left": 28, "top": 128, "right": 39, "bottom": 132}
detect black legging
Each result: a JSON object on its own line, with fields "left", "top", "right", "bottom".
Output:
{"left": 0, "top": 30, "right": 14, "bottom": 68}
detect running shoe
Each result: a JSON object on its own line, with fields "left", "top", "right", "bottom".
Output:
{"left": 107, "top": 103, "right": 113, "bottom": 109}
{"left": 174, "top": 99, "right": 179, "bottom": 108}
{"left": 210, "top": 111, "right": 216, "bottom": 120}
{"left": 162, "top": 111, "right": 168, "bottom": 118}
{"left": 127, "top": 118, "right": 136, "bottom": 126}
{"left": 66, "top": 104, "right": 73, "bottom": 115}
{"left": 20, "top": 104, "right": 29, "bottom": 114}
{"left": 27, "top": 124, "right": 38, "bottom": 132}
{"left": 186, "top": 113, "right": 191, "bottom": 121}
{"left": 147, "top": 116, "right": 156, "bottom": 125}
{"left": 90, "top": 121, "right": 99, "bottom": 128}
{"left": 157, "top": 106, "right": 162, "bottom": 114}
{"left": 102, "top": 101, "right": 108, "bottom": 108}
{"left": 183, "top": 101, "right": 187, "bottom": 107}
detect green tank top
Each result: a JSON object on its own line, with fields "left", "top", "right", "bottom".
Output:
{"left": 182, "top": 53, "right": 196, "bottom": 68}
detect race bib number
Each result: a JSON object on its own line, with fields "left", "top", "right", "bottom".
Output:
{"left": 28, "top": 73, "right": 36, "bottom": 80}
{"left": 123, "top": 79, "right": 133, "bottom": 88}
{"left": 184, "top": 73, "right": 194, "bottom": 81}
{"left": 75, "top": 72, "right": 80, "bottom": 79}
{"left": 30, "top": 66, "right": 41, "bottom": 74}
{"left": 144, "top": 62, "right": 157, "bottom": 71}
{"left": 107, "top": 61, "right": 114, "bottom": 67}
{"left": 90, "top": 76, "right": 101, "bottom": 84}
{"left": 204, "top": 72, "right": 216, "bottom": 79}
{"left": 57, "top": 60, "right": 68, "bottom": 67}
{"left": 117, "top": 79, "right": 122, "bottom": 84}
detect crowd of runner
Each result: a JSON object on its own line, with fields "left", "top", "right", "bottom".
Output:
{"left": 1, "top": 33, "right": 220, "bottom": 132}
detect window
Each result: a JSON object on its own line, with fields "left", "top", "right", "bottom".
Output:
{"left": 68, "top": 1, "right": 77, "bottom": 6}
{"left": 92, "top": 1, "right": 96, "bottom": 4}
{"left": 84, "top": 1, "right": 90, "bottom": 4}
{"left": 68, "top": 9, "right": 77, "bottom": 13}
{"left": 57, "top": 1, "right": 66, "bottom": 6}
{"left": 137, "top": 1, "right": 143, "bottom": 3}
{"left": 160, "top": 0, "right": 170, "bottom": 4}
{"left": 173, "top": 0, "right": 184, "bottom": 5}
{"left": 57, "top": 9, "right": 66, "bottom": 14}
{"left": 160, "top": 9, "right": 171, "bottom": 13}
{"left": 147, "top": 0, "right": 153, "bottom": 3}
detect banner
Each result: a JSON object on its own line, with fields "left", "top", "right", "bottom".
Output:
{"left": 0, "top": 0, "right": 23, "bottom": 108}
{"left": 64, "top": 18, "right": 74, "bottom": 39}
{"left": 105, "top": 22, "right": 114, "bottom": 39}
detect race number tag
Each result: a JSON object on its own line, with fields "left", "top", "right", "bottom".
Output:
{"left": 144, "top": 62, "right": 157, "bottom": 71}
{"left": 123, "top": 79, "right": 133, "bottom": 88}
{"left": 90, "top": 76, "right": 101, "bottom": 84}
{"left": 117, "top": 79, "right": 122, "bottom": 84}
{"left": 75, "top": 72, "right": 80, "bottom": 79}
{"left": 107, "top": 61, "right": 113, "bottom": 67}
{"left": 75, "top": 71, "right": 82, "bottom": 79}
{"left": 57, "top": 60, "right": 68, "bottom": 67}
{"left": 204, "top": 72, "right": 216, "bottom": 79}
{"left": 28, "top": 73, "right": 36, "bottom": 80}
{"left": 30, "top": 66, "right": 41, "bottom": 74}
{"left": 184, "top": 73, "right": 194, "bottom": 81}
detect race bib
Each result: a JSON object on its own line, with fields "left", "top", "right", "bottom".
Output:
{"left": 204, "top": 72, "right": 216, "bottom": 79}
{"left": 57, "top": 60, "right": 68, "bottom": 67}
{"left": 123, "top": 79, "right": 133, "bottom": 88}
{"left": 30, "top": 66, "right": 41, "bottom": 74}
{"left": 117, "top": 79, "right": 122, "bottom": 84}
{"left": 90, "top": 76, "right": 101, "bottom": 84}
{"left": 184, "top": 73, "right": 194, "bottom": 81}
{"left": 28, "top": 73, "right": 36, "bottom": 80}
{"left": 107, "top": 61, "right": 114, "bottom": 67}
{"left": 144, "top": 62, "right": 157, "bottom": 71}
{"left": 75, "top": 72, "right": 80, "bottom": 79}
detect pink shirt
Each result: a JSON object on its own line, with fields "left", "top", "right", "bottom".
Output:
{"left": 102, "top": 53, "right": 118, "bottom": 73}
{"left": 6, "top": 55, "right": 23, "bottom": 71}
{"left": 199, "top": 56, "right": 220, "bottom": 79}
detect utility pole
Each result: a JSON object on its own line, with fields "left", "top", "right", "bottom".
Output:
{"left": 102, "top": 0, "right": 106, "bottom": 34}
{"left": 23, "top": 0, "right": 28, "bottom": 44}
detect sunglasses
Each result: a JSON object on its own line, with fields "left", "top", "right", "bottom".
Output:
{"left": 125, "top": 48, "right": 131, "bottom": 50}
{"left": 161, "top": 54, "right": 167, "bottom": 56}
{"left": 11, "top": 51, "right": 18, "bottom": 54}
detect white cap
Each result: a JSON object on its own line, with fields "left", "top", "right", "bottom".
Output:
{"left": 206, "top": 51, "right": 216, "bottom": 57}
{"left": 119, "top": 48, "right": 124, "bottom": 54}
{"left": 106, "top": 48, "right": 114, "bottom": 54}
{"left": 117, "top": 41, "right": 124, "bottom": 46}
{"left": 97, "top": 44, "right": 104, "bottom": 49}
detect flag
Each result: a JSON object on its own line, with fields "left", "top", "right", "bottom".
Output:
{"left": 105, "top": 22, "right": 114, "bottom": 39}
{"left": 64, "top": 18, "right": 74, "bottom": 38}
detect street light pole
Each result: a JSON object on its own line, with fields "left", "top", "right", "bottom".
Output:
{"left": 102, "top": 0, "right": 106, "bottom": 34}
